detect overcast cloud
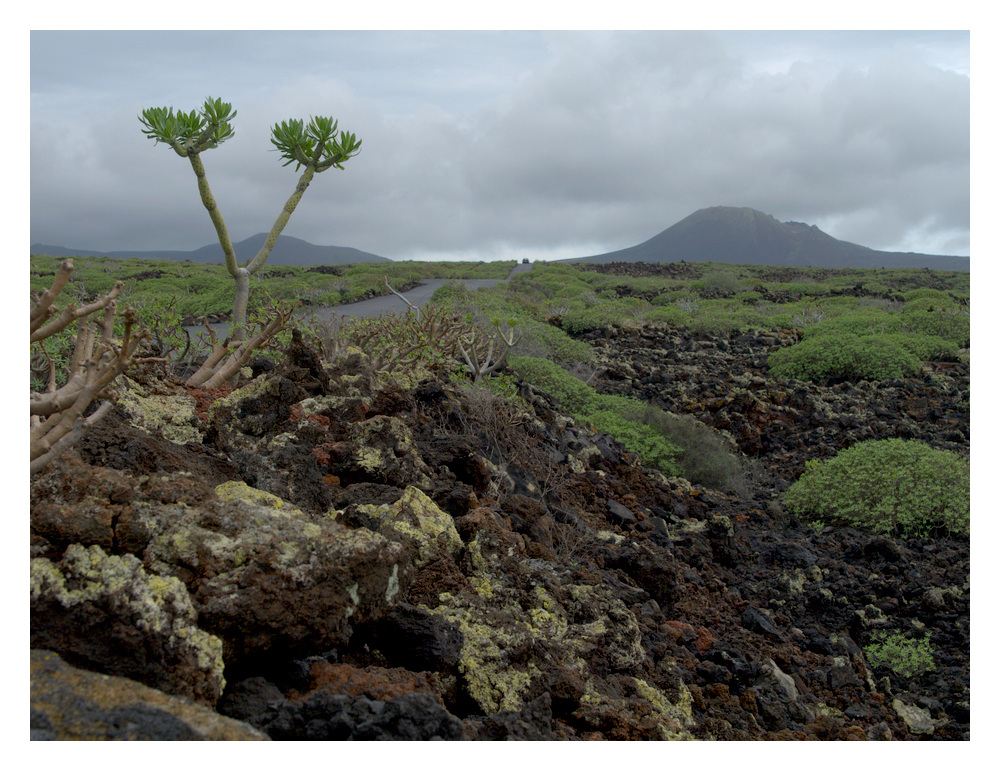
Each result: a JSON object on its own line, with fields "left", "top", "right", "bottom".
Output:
{"left": 29, "top": 30, "right": 970, "bottom": 261}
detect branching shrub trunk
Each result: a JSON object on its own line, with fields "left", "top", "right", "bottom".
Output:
{"left": 30, "top": 260, "right": 148, "bottom": 474}
{"left": 184, "top": 304, "right": 293, "bottom": 389}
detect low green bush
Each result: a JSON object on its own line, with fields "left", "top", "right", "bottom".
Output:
{"left": 508, "top": 356, "right": 753, "bottom": 486}
{"left": 769, "top": 334, "right": 921, "bottom": 383}
{"left": 882, "top": 333, "right": 959, "bottom": 361}
{"left": 515, "top": 319, "right": 594, "bottom": 365}
{"left": 559, "top": 302, "right": 632, "bottom": 334}
{"left": 801, "top": 311, "right": 903, "bottom": 339}
{"left": 509, "top": 356, "right": 682, "bottom": 474}
{"left": 899, "top": 297, "right": 969, "bottom": 344}
{"left": 508, "top": 355, "right": 597, "bottom": 414}
{"left": 585, "top": 407, "right": 683, "bottom": 476}
{"left": 632, "top": 406, "right": 747, "bottom": 494}
{"left": 864, "top": 632, "right": 936, "bottom": 678}
{"left": 695, "top": 269, "right": 744, "bottom": 294}
{"left": 783, "top": 439, "right": 970, "bottom": 536}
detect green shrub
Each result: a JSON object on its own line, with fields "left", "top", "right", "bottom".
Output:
{"left": 901, "top": 288, "right": 953, "bottom": 303}
{"left": 646, "top": 304, "right": 690, "bottom": 326}
{"left": 508, "top": 356, "right": 683, "bottom": 476}
{"left": 802, "top": 311, "right": 902, "bottom": 339}
{"left": 864, "top": 632, "right": 936, "bottom": 678}
{"left": 560, "top": 303, "right": 625, "bottom": 334}
{"left": 881, "top": 333, "right": 959, "bottom": 361}
{"left": 507, "top": 356, "right": 749, "bottom": 485}
{"left": 585, "top": 407, "right": 683, "bottom": 476}
{"left": 899, "top": 297, "right": 969, "bottom": 344}
{"left": 769, "top": 334, "right": 920, "bottom": 383}
{"left": 515, "top": 319, "right": 594, "bottom": 365}
{"left": 783, "top": 439, "right": 970, "bottom": 536}
{"left": 632, "top": 406, "right": 747, "bottom": 494}
{"left": 508, "top": 355, "right": 597, "bottom": 414}
{"left": 698, "top": 269, "right": 744, "bottom": 294}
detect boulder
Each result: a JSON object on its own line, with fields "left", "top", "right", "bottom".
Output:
{"left": 30, "top": 544, "right": 225, "bottom": 707}
{"left": 31, "top": 650, "right": 267, "bottom": 740}
{"left": 141, "top": 488, "right": 412, "bottom": 667}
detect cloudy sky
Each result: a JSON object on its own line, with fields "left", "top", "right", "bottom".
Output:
{"left": 29, "top": 28, "right": 970, "bottom": 262}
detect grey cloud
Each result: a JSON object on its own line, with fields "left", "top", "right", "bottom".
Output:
{"left": 30, "top": 31, "right": 969, "bottom": 260}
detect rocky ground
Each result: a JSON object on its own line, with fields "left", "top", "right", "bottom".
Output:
{"left": 30, "top": 320, "right": 970, "bottom": 740}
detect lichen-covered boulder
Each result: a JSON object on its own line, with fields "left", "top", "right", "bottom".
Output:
{"left": 30, "top": 544, "right": 226, "bottom": 707}
{"left": 31, "top": 650, "right": 267, "bottom": 740}
{"left": 425, "top": 559, "right": 649, "bottom": 717}
{"left": 358, "top": 485, "right": 463, "bottom": 568}
{"left": 572, "top": 673, "right": 696, "bottom": 740}
{"left": 142, "top": 486, "right": 411, "bottom": 667}
{"left": 344, "top": 415, "right": 433, "bottom": 489}
{"left": 115, "top": 375, "right": 203, "bottom": 444}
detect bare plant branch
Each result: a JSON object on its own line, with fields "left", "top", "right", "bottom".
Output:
{"left": 30, "top": 266, "right": 148, "bottom": 474}
{"left": 184, "top": 304, "right": 293, "bottom": 388}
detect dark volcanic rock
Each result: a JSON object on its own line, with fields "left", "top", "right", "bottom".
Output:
{"left": 250, "top": 690, "right": 465, "bottom": 740}
{"left": 27, "top": 309, "right": 970, "bottom": 741}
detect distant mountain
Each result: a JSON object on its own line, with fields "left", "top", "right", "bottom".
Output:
{"left": 30, "top": 233, "right": 390, "bottom": 266}
{"left": 573, "top": 207, "right": 969, "bottom": 272}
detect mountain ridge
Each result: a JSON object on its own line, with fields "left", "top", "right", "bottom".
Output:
{"left": 29, "top": 232, "right": 390, "bottom": 266}
{"left": 572, "top": 206, "right": 969, "bottom": 271}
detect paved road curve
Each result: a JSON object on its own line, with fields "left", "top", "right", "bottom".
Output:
{"left": 306, "top": 261, "right": 533, "bottom": 323}
{"left": 186, "top": 261, "right": 533, "bottom": 340}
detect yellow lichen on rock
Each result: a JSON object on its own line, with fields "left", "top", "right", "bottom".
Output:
{"left": 428, "top": 600, "right": 541, "bottom": 714}
{"left": 369, "top": 486, "right": 463, "bottom": 567}
{"left": 30, "top": 544, "right": 227, "bottom": 702}
{"left": 633, "top": 677, "right": 697, "bottom": 740}
{"left": 214, "top": 481, "right": 302, "bottom": 515}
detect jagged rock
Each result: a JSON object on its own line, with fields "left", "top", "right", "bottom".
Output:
{"left": 140, "top": 488, "right": 412, "bottom": 668}
{"left": 893, "top": 698, "right": 938, "bottom": 735}
{"left": 358, "top": 485, "right": 463, "bottom": 567}
{"left": 216, "top": 676, "right": 285, "bottom": 723}
{"left": 363, "top": 603, "right": 464, "bottom": 673}
{"left": 74, "top": 405, "right": 240, "bottom": 486}
{"left": 465, "top": 693, "right": 558, "bottom": 739}
{"left": 343, "top": 415, "right": 434, "bottom": 489}
{"left": 30, "top": 544, "right": 225, "bottom": 707}
{"left": 31, "top": 650, "right": 267, "bottom": 740}
{"left": 741, "top": 605, "right": 784, "bottom": 641}
{"left": 250, "top": 690, "right": 465, "bottom": 740}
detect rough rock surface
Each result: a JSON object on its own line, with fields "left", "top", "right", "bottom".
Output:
{"left": 31, "top": 650, "right": 268, "bottom": 740}
{"left": 29, "top": 318, "right": 970, "bottom": 740}
{"left": 30, "top": 544, "right": 225, "bottom": 706}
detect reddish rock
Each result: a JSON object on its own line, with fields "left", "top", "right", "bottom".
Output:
{"left": 291, "top": 661, "right": 444, "bottom": 704}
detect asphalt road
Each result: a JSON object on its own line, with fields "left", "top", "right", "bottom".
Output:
{"left": 185, "top": 261, "right": 533, "bottom": 341}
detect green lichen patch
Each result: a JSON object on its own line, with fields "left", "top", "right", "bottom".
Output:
{"left": 205, "top": 374, "right": 271, "bottom": 422}
{"left": 424, "top": 557, "right": 649, "bottom": 717}
{"left": 347, "top": 416, "right": 433, "bottom": 487}
{"left": 116, "top": 376, "right": 203, "bottom": 444}
{"left": 428, "top": 599, "right": 542, "bottom": 713}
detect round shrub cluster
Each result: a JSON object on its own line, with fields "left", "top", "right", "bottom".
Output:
{"left": 783, "top": 439, "right": 970, "bottom": 537}
{"left": 864, "top": 632, "right": 936, "bottom": 679}
{"left": 768, "top": 334, "right": 921, "bottom": 383}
